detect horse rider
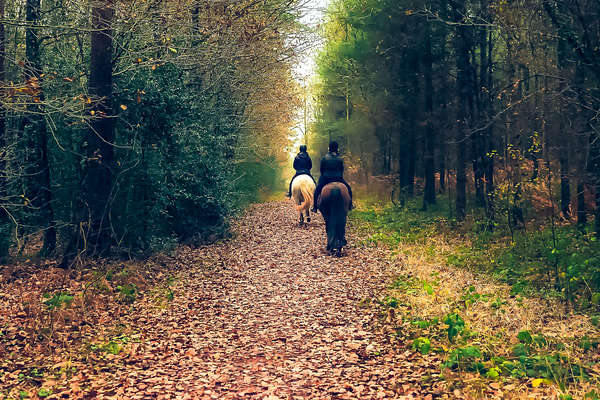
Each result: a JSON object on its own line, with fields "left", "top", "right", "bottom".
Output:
{"left": 286, "top": 144, "right": 316, "bottom": 198}
{"left": 311, "top": 141, "right": 353, "bottom": 212}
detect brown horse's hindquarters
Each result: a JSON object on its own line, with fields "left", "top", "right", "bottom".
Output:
{"left": 319, "top": 182, "right": 350, "bottom": 252}
{"left": 319, "top": 182, "right": 350, "bottom": 211}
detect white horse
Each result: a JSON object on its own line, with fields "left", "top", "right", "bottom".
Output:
{"left": 291, "top": 174, "right": 316, "bottom": 225}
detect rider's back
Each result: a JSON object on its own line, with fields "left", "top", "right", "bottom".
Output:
{"left": 320, "top": 152, "right": 344, "bottom": 179}
{"left": 294, "top": 152, "right": 312, "bottom": 172}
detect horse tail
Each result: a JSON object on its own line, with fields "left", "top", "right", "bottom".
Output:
{"left": 327, "top": 187, "right": 343, "bottom": 213}
{"left": 296, "top": 181, "right": 314, "bottom": 213}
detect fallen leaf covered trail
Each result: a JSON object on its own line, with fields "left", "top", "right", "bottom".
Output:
{"left": 96, "top": 201, "right": 438, "bottom": 399}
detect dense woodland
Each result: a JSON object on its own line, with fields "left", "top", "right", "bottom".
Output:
{"left": 313, "top": 0, "right": 600, "bottom": 309}
{"left": 0, "top": 0, "right": 303, "bottom": 264}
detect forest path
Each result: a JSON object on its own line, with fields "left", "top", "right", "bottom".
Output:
{"left": 90, "top": 201, "right": 439, "bottom": 399}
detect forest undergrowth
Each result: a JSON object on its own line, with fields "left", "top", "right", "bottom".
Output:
{"left": 351, "top": 197, "right": 600, "bottom": 399}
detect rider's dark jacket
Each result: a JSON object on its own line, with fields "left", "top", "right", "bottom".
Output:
{"left": 319, "top": 152, "right": 344, "bottom": 179}
{"left": 293, "top": 151, "right": 312, "bottom": 173}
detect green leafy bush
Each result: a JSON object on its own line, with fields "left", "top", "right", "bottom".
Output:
{"left": 42, "top": 292, "right": 74, "bottom": 310}
{"left": 412, "top": 337, "right": 432, "bottom": 355}
{"left": 444, "top": 313, "right": 465, "bottom": 343}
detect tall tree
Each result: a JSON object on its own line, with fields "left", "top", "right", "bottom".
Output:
{"left": 84, "top": 0, "right": 116, "bottom": 255}
{"left": 451, "top": 0, "right": 472, "bottom": 221}
{"left": 423, "top": 19, "right": 436, "bottom": 209}
{"left": 0, "top": 0, "right": 9, "bottom": 257}
{"left": 24, "top": 0, "right": 56, "bottom": 255}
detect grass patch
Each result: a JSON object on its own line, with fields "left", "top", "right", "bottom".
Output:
{"left": 354, "top": 198, "right": 600, "bottom": 397}
{"left": 351, "top": 198, "right": 600, "bottom": 311}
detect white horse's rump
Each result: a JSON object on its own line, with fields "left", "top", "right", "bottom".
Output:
{"left": 291, "top": 174, "right": 315, "bottom": 224}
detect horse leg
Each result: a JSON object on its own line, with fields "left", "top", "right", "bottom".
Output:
{"left": 323, "top": 213, "right": 331, "bottom": 251}
{"left": 307, "top": 209, "right": 311, "bottom": 223}
{"left": 340, "top": 213, "right": 347, "bottom": 246}
{"left": 299, "top": 212, "right": 304, "bottom": 226}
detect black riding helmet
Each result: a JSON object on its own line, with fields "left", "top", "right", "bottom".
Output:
{"left": 329, "top": 141, "right": 338, "bottom": 153}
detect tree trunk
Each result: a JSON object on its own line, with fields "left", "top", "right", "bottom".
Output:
{"left": 472, "top": 132, "right": 485, "bottom": 207}
{"left": 481, "top": 10, "right": 495, "bottom": 225}
{"left": 577, "top": 179, "right": 587, "bottom": 227}
{"left": 452, "top": 0, "right": 471, "bottom": 221}
{"left": 423, "top": 21, "right": 436, "bottom": 209}
{"left": 559, "top": 147, "right": 571, "bottom": 219}
{"left": 0, "top": 0, "right": 10, "bottom": 258}
{"left": 574, "top": 61, "right": 588, "bottom": 229}
{"left": 25, "top": 0, "right": 55, "bottom": 255}
{"left": 595, "top": 184, "right": 600, "bottom": 238}
{"left": 406, "top": 67, "right": 419, "bottom": 199}
{"left": 407, "top": 129, "right": 416, "bottom": 198}
{"left": 437, "top": 8, "right": 449, "bottom": 196}
{"left": 398, "top": 133, "right": 408, "bottom": 206}
{"left": 472, "top": 11, "right": 487, "bottom": 209}
{"left": 588, "top": 134, "right": 600, "bottom": 237}
{"left": 557, "top": 19, "right": 571, "bottom": 220}
{"left": 84, "top": 0, "right": 115, "bottom": 255}
{"left": 439, "top": 131, "right": 446, "bottom": 193}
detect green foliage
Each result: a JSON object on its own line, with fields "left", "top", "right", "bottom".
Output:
{"left": 116, "top": 284, "right": 137, "bottom": 304}
{"left": 91, "top": 335, "right": 130, "bottom": 355}
{"left": 353, "top": 202, "right": 600, "bottom": 311}
{"left": 0, "top": 0, "right": 300, "bottom": 260}
{"left": 412, "top": 337, "right": 432, "bottom": 355}
{"left": 486, "top": 367, "right": 501, "bottom": 379}
{"left": 585, "top": 390, "right": 600, "bottom": 400}
{"left": 442, "top": 345, "right": 484, "bottom": 373}
{"left": 42, "top": 292, "right": 74, "bottom": 310}
{"left": 490, "top": 296, "right": 507, "bottom": 309}
{"left": 378, "top": 296, "right": 400, "bottom": 309}
{"left": 37, "top": 389, "right": 51, "bottom": 398}
{"left": 17, "top": 368, "right": 44, "bottom": 384}
{"left": 437, "top": 329, "right": 593, "bottom": 384}
{"left": 110, "top": 65, "right": 237, "bottom": 250}
{"left": 517, "top": 330, "right": 533, "bottom": 345}
{"left": 444, "top": 313, "right": 465, "bottom": 343}
{"left": 102, "top": 341, "right": 122, "bottom": 355}
{"left": 166, "top": 288, "right": 174, "bottom": 302}
{"left": 359, "top": 203, "right": 599, "bottom": 392}
{"left": 460, "top": 286, "right": 490, "bottom": 308}
{"left": 422, "top": 281, "right": 435, "bottom": 295}
{"left": 410, "top": 317, "right": 439, "bottom": 330}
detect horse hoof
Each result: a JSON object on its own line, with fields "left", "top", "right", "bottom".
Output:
{"left": 307, "top": 217, "right": 311, "bottom": 223}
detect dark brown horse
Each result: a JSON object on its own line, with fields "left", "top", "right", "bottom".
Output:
{"left": 317, "top": 182, "right": 351, "bottom": 256}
